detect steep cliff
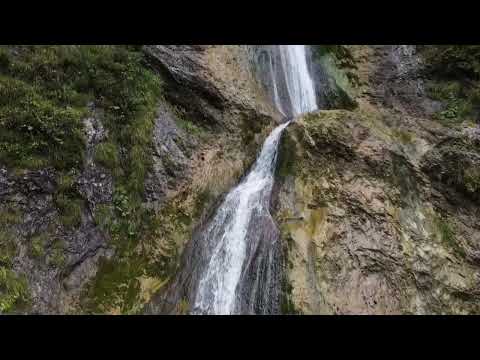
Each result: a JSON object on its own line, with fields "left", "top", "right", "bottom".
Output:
{"left": 274, "top": 45, "right": 480, "bottom": 314}
{"left": 0, "top": 45, "right": 278, "bottom": 314}
{"left": 2, "top": 45, "right": 479, "bottom": 315}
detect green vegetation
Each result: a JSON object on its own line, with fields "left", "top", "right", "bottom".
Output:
{"left": 0, "top": 230, "right": 17, "bottom": 268}
{"left": 392, "top": 129, "right": 414, "bottom": 144}
{"left": 311, "top": 45, "right": 357, "bottom": 71}
{"left": 280, "top": 275, "right": 300, "bottom": 315}
{"left": 0, "top": 207, "right": 30, "bottom": 313}
{"left": 82, "top": 189, "right": 183, "bottom": 313}
{"left": 93, "top": 204, "right": 115, "bottom": 232}
{"left": 421, "top": 46, "right": 480, "bottom": 126}
{"left": 84, "top": 256, "right": 144, "bottom": 314}
{"left": 0, "top": 46, "right": 89, "bottom": 171}
{"left": 427, "top": 81, "right": 474, "bottom": 125}
{"left": 94, "top": 141, "right": 119, "bottom": 170}
{"left": 276, "top": 131, "right": 297, "bottom": 180}
{"left": 54, "top": 194, "right": 84, "bottom": 228}
{"left": 421, "top": 45, "right": 480, "bottom": 79}
{"left": 193, "top": 188, "right": 213, "bottom": 219}
{"left": 0, "top": 208, "right": 22, "bottom": 227}
{"left": 0, "top": 45, "right": 174, "bottom": 313}
{"left": 30, "top": 233, "right": 48, "bottom": 259}
{"left": 176, "top": 298, "right": 190, "bottom": 315}
{"left": 434, "top": 215, "right": 465, "bottom": 258}
{"left": 53, "top": 171, "right": 84, "bottom": 228}
{"left": 48, "top": 240, "right": 66, "bottom": 268}
{"left": 0, "top": 45, "right": 162, "bottom": 237}
{"left": 464, "top": 166, "right": 480, "bottom": 194}
{"left": 311, "top": 45, "right": 360, "bottom": 107}
{"left": 0, "top": 266, "right": 30, "bottom": 313}
{"left": 0, "top": 214, "right": 30, "bottom": 313}
{"left": 176, "top": 115, "right": 206, "bottom": 137}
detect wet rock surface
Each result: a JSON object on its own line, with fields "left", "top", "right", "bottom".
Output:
{"left": 274, "top": 45, "right": 480, "bottom": 314}
{"left": 3, "top": 45, "right": 480, "bottom": 314}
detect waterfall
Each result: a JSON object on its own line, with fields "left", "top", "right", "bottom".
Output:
{"left": 190, "top": 45, "right": 317, "bottom": 314}
{"left": 192, "top": 122, "right": 289, "bottom": 314}
{"left": 278, "top": 45, "right": 318, "bottom": 115}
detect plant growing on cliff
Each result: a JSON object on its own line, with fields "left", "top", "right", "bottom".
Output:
{"left": 0, "top": 45, "right": 173, "bottom": 313}
{"left": 421, "top": 46, "right": 480, "bottom": 126}
{"left": 0, "top": 267, "right": 30, "bottom": 313}
{"left": 434, "top": 215, "right": 465, "bottom": 258}
{"left": 0, "top": 230, "right": 17, "bottom": 268}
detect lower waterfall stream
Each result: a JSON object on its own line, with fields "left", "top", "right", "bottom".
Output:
{"left": 167, "top": 45, "right": 318, "bottom": 315}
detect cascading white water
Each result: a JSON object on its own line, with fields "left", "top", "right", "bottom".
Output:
{"left": 279, "top": 45, "right": 317, "bottom": 115}
{"left": 192, "top": 122, "right": 289, "bottom": 314}
{"left": 269, "top": 54, "right": 286, "bottom": 116}
{"left": 192, "top": 45, "right": 317, "bottom": 315}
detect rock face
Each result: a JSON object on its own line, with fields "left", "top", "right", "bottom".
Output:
{"left": 274, "top": 45, "right": 480, "bottom": 314}
{"left": 0, "top": 45, "right": 277, "bottom": 314}
{"left": 0, "top": 106, "right": 114, "bottom": 313}
{"left": 2, "top": 45, "right": 480, "bottom": 314}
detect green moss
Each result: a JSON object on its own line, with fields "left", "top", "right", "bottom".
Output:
{"left": 434, "top": 216, "right": 465, "bottom": 258}
{"left": 0, "top": 266, "right": 30, "bottom": 313}
{"left": 0, "top": 230, "right": 17, "bottom": 268}
{"left": 48, "top": 240, "right": 66, "bottom": 268}
{"left": 311, "top": 45, "right": 359, "bottom": 110}
{"left": 193, "top": 188, "right": 213, "bottom": 219}
{"left": 176, "top": 116, "right": 206, "bottom": 136}
{"left": 0, "top": 45, "right": 162, "bottom": 181}
{"left": 0, "top": 75, "right": 86, "bottom": 170}
{"left": 94, "top": 141, "right": 119, "bottom": 170}
{"left": 94, "top": 204, "right": 115, "bottom": 232}
{"left": 420, "top": 45, "right": 480, "bottom": 80}
{"left": 276, "top": 130, "right": 297, "bottom": 180}
{"left": 55, "top": 195, "right": 84, "bottom": 228}
{"left": 82, "top": 255, "right": 145, "bottom": 314}
{"left": 0, "top": 48, "right": 11, "bottom": 70}
{"left": 464, "top": 166, "right": 480, "bottom": 194}
{"left": 0, "top": 45, "right": 173, "bottom": 313}
{"left": 56, "top": 172, "right": 76, "bottom": 194}
{"left": 176, "top": 298, "right": 190, "bottom": 315}
{"left": 392, "top": 129, "right": 414, "bottom": 144}
{"left": 0, "top": 208, "right": 22, "bottom": 227}
{"left": 421, "top": 46, "right": 480, "bottom": 126}
{"left": 312, "top": 45, "right": 357, "bottom": 71}
{"left": 82, "top": 194, "right": 180, "bottom": 314}
{"left": 53, "top": 171, "right": 85, "bottom": 229}
{"left": 280, "top": 274, "right": 300, "bottom": 315}
{"left": 30, "top": 233, "right": 48, "bottom": 259}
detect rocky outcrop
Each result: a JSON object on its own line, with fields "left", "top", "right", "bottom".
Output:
{"left": 0, "top": 106, "right": 113, "bottom": 313}
{"left": 0, "top": 45, "right": 277, "bottom": 314}
{"left": 274, "top": 45, "right": 480, "bottom": 314}
{"left": 3, "top": 44, "right": 480, "bottom": 314}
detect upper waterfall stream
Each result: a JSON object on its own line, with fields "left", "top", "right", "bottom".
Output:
{"left": 191, "top": 45, "right": 317, "bottom": 314}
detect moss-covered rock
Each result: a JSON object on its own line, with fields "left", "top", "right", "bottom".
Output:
{"left": 420, "top": 46, "right": 480, "bottom": 126}
{"left": 309, "top": 45, "right": 358, "bottom": 110}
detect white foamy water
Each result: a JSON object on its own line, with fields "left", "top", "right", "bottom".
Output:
{"left": 192, "top": 46, "right": 317, "bottom": 314}
{"left": 279, "top": 45, "right": 317, "bottom": 115}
